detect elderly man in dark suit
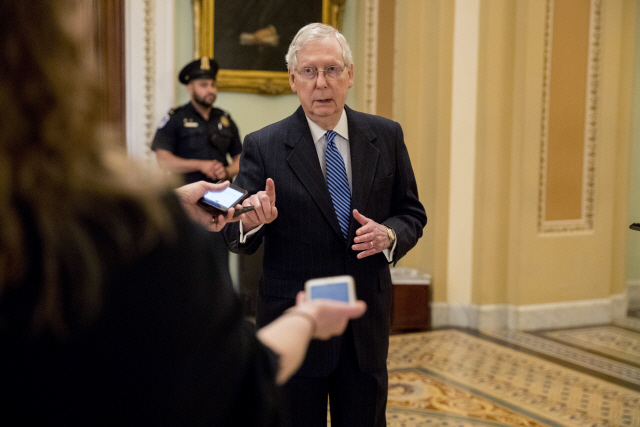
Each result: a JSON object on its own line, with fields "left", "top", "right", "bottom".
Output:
{"left": 223, "top": 23, "right": 427, "bottom": 427}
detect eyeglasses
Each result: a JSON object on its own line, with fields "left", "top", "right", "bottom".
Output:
{"left": 296, "top": 65, "right": 346, "bottom": 80}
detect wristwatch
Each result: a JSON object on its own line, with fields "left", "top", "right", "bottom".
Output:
{"left": 384, "top": 225, "right": 396, "bottom": 248}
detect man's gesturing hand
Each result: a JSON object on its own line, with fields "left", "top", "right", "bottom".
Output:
{"left": 241, "top": 178, "right": 278, "bottom": 232}
{"left": 351, "top": 209, "right": 391, "bottom": 259}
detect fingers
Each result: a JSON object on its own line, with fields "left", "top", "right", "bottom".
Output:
{"left": 345, "top": 300, "right": 367, "bottom": 318}
{"left": 210, "top": 212, "right": 227, "bottom": 232}
{"left": 353, "top": 209, "right": 369, "bottom": 227}
{"left": 188, "top": 207, "right": 216, "bottom": 230}
{"left": 308, "top": 300, "right": 368, "bottom": 340}
{"left": 209, "top": 209, "right": 231, "bottom": 232}
{"left": 212, "top": 162, "right": 226, "bottom": 180}
{"left": 355, "top": 248, "right": 377, "bottom": 259}
{"left": 321, "top": 300, "right": 367, "bottom": 319}
{"left": 175, "top": 180, "right": 223, "bottom": 204}
{"left": 204, "top": 207, "right": 245, "bottom": 232}
{"left": 202, "top": 160, "right": 226, "bottom": 180}
{"left": 353, "top": 209, "right": 377, "bottom": 237}
{"left": 295, "top": 291, "right": 306, "bottom": 306}
{"left": 240, "top": 178, "right": 278, "bottom": 231}
{"left": 242, "top": 193, "right": 272, "bottom": 223}
{"left": 351, "top": 213, "right": 389, "bottom": 259}
{"left": 201, "top": 180, "right": 230, "bottom": 192}
{"left": 177, "top": 181, "right": 225, "bottom": 229}
{"left": 265, "top": 178, "right": 276, "bottom": 203}
{"left": 255, "top": 191, "right": 275, "bottom": 222}
{"left": 224, "top": 207, "right": 236, "bottom": 223}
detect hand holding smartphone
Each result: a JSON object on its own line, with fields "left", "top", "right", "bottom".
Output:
{"left": 197, "top": 184, "right": 254, "bottom": 217}
{"left": 304, "top": 275, "right": 356, "bottom": 303}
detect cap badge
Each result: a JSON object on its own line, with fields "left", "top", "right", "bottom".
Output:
{"left": 201, "top": 57, "right": 211, "bottom": 70}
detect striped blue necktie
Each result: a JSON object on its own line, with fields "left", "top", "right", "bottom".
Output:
{"left": 325, "top": 130, "right": 351, "bottom": 239}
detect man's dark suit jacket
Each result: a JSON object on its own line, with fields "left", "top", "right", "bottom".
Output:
{"left": 223, "top": 105, "right": 427, "bottom": 377}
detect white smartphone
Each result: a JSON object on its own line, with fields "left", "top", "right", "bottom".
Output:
{"left": 304, "top": 275, "right": 356, "bottom": 303}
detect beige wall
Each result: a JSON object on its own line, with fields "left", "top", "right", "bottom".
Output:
{"left": 506, "top": 0, "right": 632, "bottom": 305}
{"left": 628, "top": 2, "right": 640, "bottom": 284}
{"left": 473, "top": 0, "right": 516, "bottom": 305}
{"left": 393, "top": 0, "right": 635, "bottom": 310}
{"left": 393, "top": 0, "right": 453, "bottom": 302}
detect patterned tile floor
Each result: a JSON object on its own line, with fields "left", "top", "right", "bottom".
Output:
{"left": 384, "top": 325, "right": 640, "bottom": 427}
{"left": 540, "top": 327, "right": 640, "bottom": 365}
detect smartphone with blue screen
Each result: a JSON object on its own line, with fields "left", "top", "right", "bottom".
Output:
{"left": 197, "top": 184, "right": 250, "bottom": 216}
{"left": 304, "top": 275, "right": 356, "bottom": 303}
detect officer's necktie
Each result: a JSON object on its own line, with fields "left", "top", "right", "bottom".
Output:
{"left": 325, "top": 130, "right": 351, "bottom": 239}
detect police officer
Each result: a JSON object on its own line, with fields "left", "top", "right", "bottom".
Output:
{"left": 152, "top": 57, "right": 242, "bottom": 184}
{"left": 152, "top": 57, "right": 242, "bottom": 286}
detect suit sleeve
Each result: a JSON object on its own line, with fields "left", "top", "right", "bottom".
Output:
{"left": 222, "top": 131, "right": 267, "bottom": 255}
{"left": 382, "top": 122, "right": 427, "bottom": 264}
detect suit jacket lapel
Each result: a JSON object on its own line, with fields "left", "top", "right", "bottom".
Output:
{"left": 346, "top": 106, "right": 379, "bottom": 237}
{"left": 285, "top": 107, "right": 344, "bottom": 239}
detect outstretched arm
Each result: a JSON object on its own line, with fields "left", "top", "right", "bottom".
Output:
{"left": 256, "top": 291, "right": 367, "bottom": 384}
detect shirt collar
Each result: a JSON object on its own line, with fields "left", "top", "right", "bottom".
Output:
{"left": 306, "top": 109, "right": 349, "bottom": 143}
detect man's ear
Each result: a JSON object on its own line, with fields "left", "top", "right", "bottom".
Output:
{"left": 289, "top": 70, "right": 297, "bottom": 93}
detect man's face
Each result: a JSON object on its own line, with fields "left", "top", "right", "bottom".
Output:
{"left": 289, "top": 38, "right": 353, "bottom": 128}
{"left": 188, "top": 78, "right": 217, "bottom": 108}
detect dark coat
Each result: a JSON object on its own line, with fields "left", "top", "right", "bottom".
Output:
{"left": 223, "top": 105, "right": 427, "bottom": 376}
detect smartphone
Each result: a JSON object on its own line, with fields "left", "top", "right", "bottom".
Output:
{"left": 197, "top": 184, "right": 249, "bottom": 215}
{"left": 304, "top": 275, "right": 356, "bottom": 303}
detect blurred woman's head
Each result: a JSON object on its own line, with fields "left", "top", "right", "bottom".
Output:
{"left": 0, "top": 0, "right": 175, "bottom": 336}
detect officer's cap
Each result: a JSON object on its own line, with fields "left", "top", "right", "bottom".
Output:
{"left": 178, "top": 57, "right": 219, "bottom": 84}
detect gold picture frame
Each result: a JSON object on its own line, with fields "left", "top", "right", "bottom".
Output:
{"left": 194, "top": 0, "right": 346, "bottom": 95}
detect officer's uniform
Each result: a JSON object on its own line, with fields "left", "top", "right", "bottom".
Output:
{"left": 151, "top": 57, "right": 242, "bottom": 185}
{"left": 151, "top": 104, "right": 242, "bottom": 184}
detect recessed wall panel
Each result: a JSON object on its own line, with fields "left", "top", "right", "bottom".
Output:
{"left": 539, "top": 0, "right": 600, "bottom": 232}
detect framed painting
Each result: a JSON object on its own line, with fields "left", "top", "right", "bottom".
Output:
{"left": 194, "top": 0, "right": 346, "bottom": 95}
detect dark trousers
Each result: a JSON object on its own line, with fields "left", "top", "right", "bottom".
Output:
{"left": 282, "top": 327, "right": 388, "bottom": 427}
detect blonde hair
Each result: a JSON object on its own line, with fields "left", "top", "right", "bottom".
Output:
{"left": 0, "top": 0, "right": 177, "bottom": 336}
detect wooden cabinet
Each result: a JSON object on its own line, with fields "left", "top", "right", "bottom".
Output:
{"left": 389, "top": 268, "right": 432, "bottom": 333}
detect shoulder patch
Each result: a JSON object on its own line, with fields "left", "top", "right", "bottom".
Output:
{"left": 158, "top": 113, "right": 171, "bottom": 129}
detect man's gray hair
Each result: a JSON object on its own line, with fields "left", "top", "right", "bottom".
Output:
{"left": 285, "top": 23, "right": 353, "bottom": 72}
